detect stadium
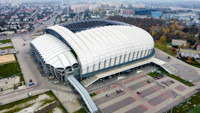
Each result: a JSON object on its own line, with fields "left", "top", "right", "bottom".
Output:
{"left": 30, "top": 20, "right": 177, "bottom": 113}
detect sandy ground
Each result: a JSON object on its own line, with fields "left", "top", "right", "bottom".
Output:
{"left": 0, "top": 76, "right": 20, "bottom": 90}
{"left": 0, "top": 54, "right": 15, "bottom": 64}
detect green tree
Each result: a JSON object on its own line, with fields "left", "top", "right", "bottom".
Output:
{"left": 160, "top": 35, "right": 166, "bottom": 44}
{"left": 152, "top": 31, "right": 156, "bottom": 37}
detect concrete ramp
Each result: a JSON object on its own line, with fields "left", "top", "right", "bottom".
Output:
{"left": 67, "top": 75, "right": 98, "bottom": 113}
{"left": 81, "top": 57, "right": 178, "bottom": 88}
{"left": 151, "top": 58, "right": 178, "bottom": 74}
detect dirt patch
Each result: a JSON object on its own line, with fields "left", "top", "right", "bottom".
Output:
{"left": 0, "top": 76, "right": 20, "bottom": 90}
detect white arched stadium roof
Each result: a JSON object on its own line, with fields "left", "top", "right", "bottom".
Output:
{"left": 31, "top": 34, "right": 77, "bottom": 69}
{"left": 46, "top": 25, "right": 154, "bottom": 74}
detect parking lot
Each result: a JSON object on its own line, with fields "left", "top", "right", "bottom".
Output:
{"left": 91, "top": 72, "right": 196, "bottom": 113}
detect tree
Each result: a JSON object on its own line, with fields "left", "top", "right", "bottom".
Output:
{"left": 170, "top": 25, "right": 176, "bottom": 31}
{"left": 186, "top": 43, "right": 191, "bottom": 48}
{"left": 178, "top": 45, "right": 181, "bottom": 49}
{"left": 180, "top": 43, "right": 184, "bottom": 48}
{"left": 160, "top": 35, "right": 166, "bottom": 44}
{"left": 162, "top": 28, "right": 168, "bottom": 34}
{"left": 152, "top": 31, "right": 156, "bottom": 37}
{"left": 173, "top": 18, "right": 177, "bottom": 24}
{"left": 186, "top": 57, "right": 193, "bottom": 63}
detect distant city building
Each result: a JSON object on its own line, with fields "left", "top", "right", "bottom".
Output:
{"left": 151, "top": 11, "right": 162, "bottom": 18}
{"left": 120, "top": 9, "right": 135, "bottom": 15}
{"left": 171, "top": 39, "right": 187, "bottom": 47}
{"left": 162, "top": 13, "right": 199, "bottom": 21}
{"left": 179, "top": 48, "right": 200, "bottom": 59}
{"left": 71, "top": 4, "right": 88, "bottom": 14}
{"left": 89, "top": 4, "right": 101, "bottom": 11}
{"left": 132, "top": 4, "right": 145, "bottom": 8}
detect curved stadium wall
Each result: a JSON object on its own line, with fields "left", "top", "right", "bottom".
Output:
{"left": 30, "top": 20, "right": 154, "bottom": 81}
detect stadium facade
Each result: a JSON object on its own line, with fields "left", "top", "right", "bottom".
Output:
{"left": 30, "top": 20, "right": 177, "bottom": 113}
{"left": 31, "top": 20, "right": 154, "bottom": 81}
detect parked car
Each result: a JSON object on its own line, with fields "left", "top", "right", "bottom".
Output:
{"left": 29, "top": 82, "right": 34, "bottom": 86}
{"left": 170, "top": 81, "right": 175, "bottom": 83}
{"left": 161, "top": 81, "right": 165, "bottom": 84}
{"left": 14, "top": 86, "right": 18, "bottom": 90}
{"left": 116, "top": 90, "right": 120, "bottom": 93}
{"left": 137, "top": 91, "right": 141, "bottom": 94}
{"left": 147, "top": 80, "right": 151, "bottom": 84}
{"left": 54, "top": 81, "right": 60, "bottom": 84}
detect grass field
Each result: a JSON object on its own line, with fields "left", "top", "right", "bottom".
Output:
{"left": 148, "top": 72, "right": 160, "bottom": 78}
{"left": 0, "top": 54, "right": 24, "bottom": 86}
{"left": 180, "top": 58, "right": 200, "bottom": 68}
{"left": 148, "top": 69, "right": 194, "bottom": 87}
{"left": 0, "top": 91, "right": 66, "bottom": 113}
{"left": 0, "top": 46, "right": 13, "bottom": 49}
{"left": 0, "top": 39, "right": 11, "bottom": 44}
{"left": 0, "top": 54, "right": 15, "bottom": 65}
{"left": 158, "top": 69, "right": 194, "bottom": 87}
{"left": 167, "top": 91, "right": 200, "bottom": 113}
{"left": 189, "top": 104, "right": 200, "bottom": 113}
{"left": 0, "top": 62, "right": 21, "bottom": 78}
{"left": 155, "top": 42, "right": 176, "bottom": 56}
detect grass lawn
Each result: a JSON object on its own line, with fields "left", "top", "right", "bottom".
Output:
{"left": 0, "top": 55, "right": 24, "bottom": 86}
{"left": 180, "top": 58, "right": 200, "bottom": 68}
{"left": 0, "top": 46, "right": 13, "bottom": 49}
{"left": 0, "top": 62, "right": 21, "bottom": 78}
{"left": 148, "top": 72, "right": 160, "bottom": 78}
{"left": 167, "top": 91, "right": 200, "bottom": 113}
{"left": 0, "top": 39, "right": 11, "bottom": 44}
{"left": 190, "top": 64, "right": 200, "bottom": 68}
{"left": 74, "top": 108, "right": 87, "bottom": 113}
{"left": 0, "top": 91, "right": 66, "bottom": 113}
{"left": 189, "top": 103, "right": 200, "bottom": 113}
{"left": 90, "top": 93, "right": 96, "bottom": 97}
{"left": 155, "top": 42, "right": 176, "bottom": 56}
{"left": 158, "top": 69, "right": 194, "bottom": 87}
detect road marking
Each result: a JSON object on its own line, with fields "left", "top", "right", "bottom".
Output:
{"left": 147, "top": 101, "right": 154, "bottom": 107}
{"left": 141, "top": 79, "right": 171, "bottom": 98}
{"left": 122, "top": 89, "right": 127, "bottom": 94}
{"left": 141, "top": 104, "right": 148, "bottom": 110}
{"left": 95, "top": 85, "right": 118, "bottom": 94}
{"left": 130, "top": 96, "right": 137, "bottom": 101}
{"left": 127, "top": 87, "right": 132, "bottom": 91}
{"left": 136, "top": 93, "right": 142, "bottom": 98}
{"left": 174, "top": 87, "right": 182, "bottom": 92}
